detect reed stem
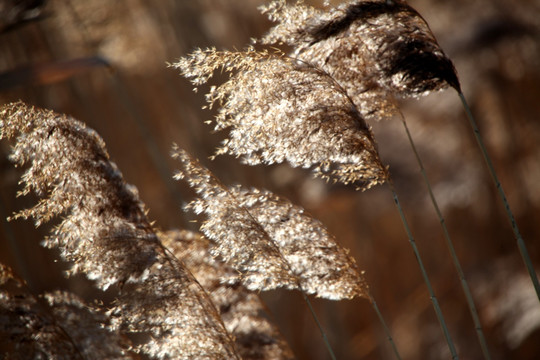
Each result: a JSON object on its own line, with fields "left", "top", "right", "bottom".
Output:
{"left": 458, "top": 91, "right": 540, "bottom": 301}
{"left": 301, "top": 293, "right": 337, "bottom": 360}
{"left": 369, "top": 293, "right": 402, "bottom": 360}
{"left": 399, "top": 114, "right": 491, "bottom": 359}
{"left": 387, "top": 179, "right": 459, "bottom": 359}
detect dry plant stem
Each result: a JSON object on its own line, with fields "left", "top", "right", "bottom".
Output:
{"left": 301, "top": 292, "right": 337, "bottom": 360}
{"left": 398, "top": 114, "right": 491, "bottom": 360}
{"left": 458, "top": 91, "right": 540, "bottom": 301}
{"left": 386, "top": 179, "right": 459, "bottom": 360}
{"left": 368, "top": 293, "right": 402, "bottom": 360}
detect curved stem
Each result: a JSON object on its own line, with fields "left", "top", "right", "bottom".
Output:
{"left": 399, "top": 114, "right": 491, "bottom": 359}
{"left": 458, "top": 91, "right": 540, "bottom": 301}
{"left": 387, "top": 179, "right": 459, "bottom": 359}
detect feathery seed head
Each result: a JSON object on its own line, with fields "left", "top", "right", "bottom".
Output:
{"left": 160, "top": 230, "right": 296, "bottom": 360}
{"left": 173, "top": 147, "right": 369, "bottom": 300}
{"left": 0, "top": 103, "right": 240, "bottom": 359}
{"left": 174, "top": 48, "right": 387, "bottom": 190}
{"left": 260, "top": 0, "right": 461, "bottom": 118}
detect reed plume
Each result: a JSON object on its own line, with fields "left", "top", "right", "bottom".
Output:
{"left": 0, "top": 102, "right": 240, "bottom": 359}
{"left": 260, "top": 0, "right": 460, "bottom": 120}
{"left": 173, "top": 48, "right": 387, "bottom": 190}
{"left": 259, "top": 1, "right": 491, "bottom": 359}
{"left": 172, "top": 146, "right": 369, "bottom": 300}
{"left": 159, "top": 229, "right": 295, "bottom": 360}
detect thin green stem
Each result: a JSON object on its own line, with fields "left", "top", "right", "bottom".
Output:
{"left": 369, "top": 293, "right": 402, "bottom": 360}
{"left": 387, "top": 179, "right": 459, "bottom": 360}
{"left": 458, "top": 91, "right": 540, "bottom": 301}
{"left": 399, "top": 115, "right": 491, "bottom": 359}
{"left": 301, "top": 293, "right": 337, "bottom": 360}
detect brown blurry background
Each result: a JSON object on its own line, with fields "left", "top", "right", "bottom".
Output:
{"left": 1, "top": 0, "right": 539, "bottom": 359}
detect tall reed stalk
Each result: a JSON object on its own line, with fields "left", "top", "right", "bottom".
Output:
{"left": 368, "top": 293, "right": 403, "bottom": 360}
{"left": 301, "top": 293, "right": 337, "bottom": 360}
{"left": 458, "top": 92, "right": 540, "bottom": 301}
{"left": 398, "top": 113, "right": 492, "bottom": 359}
{"left": 386, "top": 179, "right": 459, "bottom": 359}
{"left": 257, "top": 1, "right": 528, "bottom": 357}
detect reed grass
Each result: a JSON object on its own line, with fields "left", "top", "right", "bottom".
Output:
{"left": 1, "top": 1, "right": 536, "bottom": 359}
{"left": 458, "top": 92, "right": 540, "bottom": 301}
{"left": 387, "top": 179, "right": 459, "bottom": 359}
{"left": 398, "top": 113, "right": 492, "bottom": 359}
{"left": 368, "top": 293, "right": 402, "bottom": 360}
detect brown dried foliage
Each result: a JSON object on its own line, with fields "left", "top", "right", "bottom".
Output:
{"left": 260, "top": 0, "right": 460, "bottom": 120}
{"left": 173, "top": 47, "right": 387, "bottom": 190}
{"left": 0, "top": 1, "right": 466, "bottom": 357}
{"left": 173, "top": 147, "right": 369, "bottom": 300}
{"left": 160, "top": 229, "right": 295, "bottom": 360}
{"left": 0, "top": 102, "right": 240, "bottom": 359}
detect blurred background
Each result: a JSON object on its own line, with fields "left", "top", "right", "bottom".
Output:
{"left": 1, "top": 0, "right": 539, "bottom": 359}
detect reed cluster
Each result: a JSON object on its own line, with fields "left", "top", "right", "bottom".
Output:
{"left": 1, "top": 1, "right": 536, "bottom": 359}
